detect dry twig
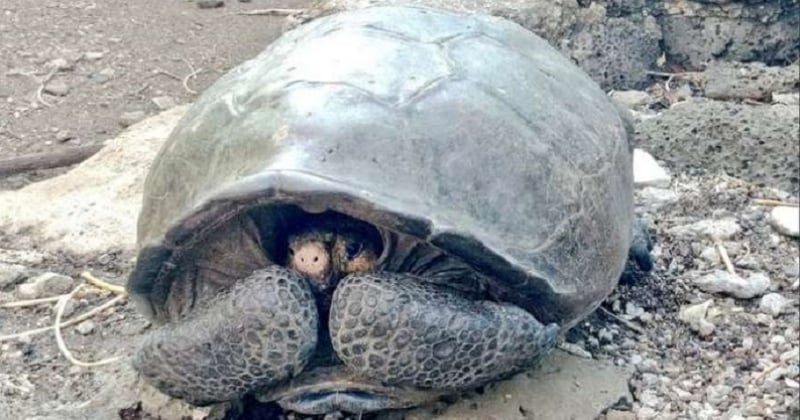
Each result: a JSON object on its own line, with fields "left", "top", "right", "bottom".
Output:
{"left": 599, "top": 306, "right": 645, "bottom": 334}
{"left": 36, "top": 68, "right": 59, "bottom": 108}
{"left": 181, "top": 66, "right": 203, "bottom": 95}
{"left": 0, "top": 294, "right": 125, "bottom": 342}
{"left": 54, "top": 285, "right": 123, "bottom": 367}
{"left": 752, "top": 198, "right": 799, "bottom": 207}
{"left": 0, "top": 295, "right": 63, "bottom": 309}
{"left": 80, "top": 271, "right": 127, "bottom": 295}
{"left": 152, "top": 68, "right": 182, "bottom": 81}
{"left": 714, "top": 240, "right": 736, "bottom": 275}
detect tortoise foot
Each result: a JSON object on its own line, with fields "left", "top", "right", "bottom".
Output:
{"left": 329, "top": 273, "right": 559, "bottom": 390}
{"left": 133, "top": 266, "right": 318, "bottom": 405}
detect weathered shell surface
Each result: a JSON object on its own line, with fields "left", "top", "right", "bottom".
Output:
{"left": 130, "top": 5, "right": 634, "bottom": 327}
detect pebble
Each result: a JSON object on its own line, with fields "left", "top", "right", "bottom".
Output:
{"left": 699, "top": 246, "right": 721, "bottom": 264}
{"left": 197, "top": 0, "right": 224, "bottom": 8}
{"left": 669, "top": 218, "right": 741, "bottom": 240}
{"left": 89, "top": 67, "right": 115, "bottom": 84}
{"left": 0, "top": 263, "right": 26, "bottom": 288}
{"left": 75, "top": 320, "right": 95, "bottom": 335}
{"left": 636, "top": 187, "right": 680, "bottom": 207}
{"left": 610, "top": 90, "right": 651, "bottom": 109}
{"left": 598, "top": 328, "right": 614, "bottom": 344}
{"left": 84, "top": 51, "right": 104, "bottom": 61}
{"left": 46, "top": 58, "right": 73, "bottom": 71}
{"left": 44, "top": 80, "right": 70, "bottom": 96}
{"left": 633, "top": 149, "right": 671, "bottom": 188}
{"left": 152, "top": 95, "right": 177, "bottom": 110}
{"left": 679, "top": 299, "right": 715, "bottom": 336}
{"left": 693, "top": 270, "right": 770, "bottom": 299}
{"left": 768, "top": 206, "right": 799, "bottom": 237}
{"left": 119, "top": 110, "right": 147, "bottom": 128}
{"left": 15, "top": 272, "right": 75, "bottom": 300}
{"left": 759, "top": 293, "right": 791, "bottom": 317}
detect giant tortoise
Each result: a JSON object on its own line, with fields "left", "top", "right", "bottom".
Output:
{"left": 126, "top": 5, "right": 650, "bottom": 415}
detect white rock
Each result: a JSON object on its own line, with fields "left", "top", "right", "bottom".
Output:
{"left": 75, "top": 320, "right": 96, "bottom": 335}
{"left": 699, "top": 246, "right": 721, "bottom": 265}
{"left": 611, "top": 90, "right": 651, "bottom": 109}
{"left": 84, "top": 51, "right": 105, "bottom": 61}
{"left": 694, "top": 270, "right": 770, "bottom": 299}
{"left": 679, "top": 299, "right": 715, "bottom": 336}
{"left": 636, "top": 187, "right": 680, "bottom": 207}
{"left": 633, "top": 149, "right": 671, "bottom": 188}
{"left": 669, "top": 218, "right": 741, "bottom": 240}
{"left": 759, "top": 293, "right": 791, "bottom": 317}
{"left": 0, "top": 263, "right": 26, "bottom": 288}
{"left": 15, "top": 272, "right": 75, "bottom": 300}
{"left": 769, "top": 206, "right": 799, "bottom": 237}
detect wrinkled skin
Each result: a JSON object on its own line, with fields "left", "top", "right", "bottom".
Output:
{"left": 133, "top": 217, "right": 562, "bottom": 413}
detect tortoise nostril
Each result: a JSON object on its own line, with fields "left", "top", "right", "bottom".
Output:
{"left": 313, "top": 256, "right": 319, "bottom": 263}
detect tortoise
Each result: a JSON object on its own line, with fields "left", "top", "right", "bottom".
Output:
{"left": 126, "top": 5, "right": 651, "bottom": 416}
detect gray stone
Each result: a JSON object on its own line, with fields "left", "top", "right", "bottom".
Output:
{"left": 694, "top": 270, "right": 771, "bottom": 299}
{"left": 15, "top": 272, "right": 75, "bottom": 300}
{"left": 636, "top": 98, "right": 800, "bottom": 194}
{"left": 0, "top": 263, "right": 26, "bottom": 289}
{"left": 703, "top": 61, "right": 799, "bottom": 101}
{"left": 769, "top": 206, "right": 800, "bottom": 238}
{"left": 610, "top": 90, "right": 651, "bottom": 109}
{"left": 75, "top": 320, "right": 96, "bottom": 335}
{"left": 668, "top": 218, "right": 741, "bottom": 240}
{"left": 567, "top": 13, "right": 662, "bottom": 89}
{"left": 679, "top": 299, "right": 716, "bottom": 336}
{"left": 44, "top": 80, "right": 70, "bottom": 96}
{"left": 46, "top": 58, "right": 73, "bottom": 71}
{"left": 636, "top": 187, "right": 680, "bottom": 208}
{"left": 197, "top": 0, "right": 224, "bottom": 8}
{"left": 759, "top": 293, "right": 791, "bottom": 317}
{"left": 660, "top": 1, "right": 799, "bottom": 70}
{"left": 90, "top": 68, "right": 115, "bottom": 84}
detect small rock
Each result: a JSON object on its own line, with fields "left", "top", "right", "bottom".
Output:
{"left": 89, "top": 67, "right": 115, "bottom": 84}
{"left": 679, "top": 299, "right": 715, "bottom": 336}
{"left": 625, "top": 302, "right": 645, "bottom": 318}
{"left": 15, "top": 272, "right": 75, "bottom": 300}
{"left": 636, "top": 187, "right": 679, "bottom": 207}
{"left": 44, "top": 80, "right": 70, "bottom": 96}
{"left": 694, "top": 270, "right": 770, "bottom": 299}
{"left": 669, "top": 218, "right": 741, "bottom": 240}
{"left": 773, "top": 92, "right": 799, "bottom": 106}
{"left": 610, "top": 90, "right": 651, "bottom": 109}
{"left": 705, "top": 385, "right": 731, "bottom": 405}
{"left": 152, "top": 96, "right": 177, "bottom": 110}
{"left": 759, "top": 293, "right": 791, "bottom": 317}
{"left": 55, "top": 129, "right": 73, "bottom": 142}
{"left": 84, "top": 51, "right": 104, "bottom": 61}
{"left": 46, "top": 58, "right": 73, "bottom": 71}
{"left": 633, "top": 149, "right": 671, "bottom": 188}
{"left": 75, "top": 320, "right": 95, "bottom": 335}
{"left": 635, "top": 406, "right": 657, "bottom": 420}
{"left": 196, "top": 0, "right": 224, "bottom": 8}
{"left": 0, "top": 263, "right": 26, "bottom": 289}
{"left": 769, "top": 206, "right": 799, "bottom": 237}
{"left": 699, "top": 246, "right": 721, "bottom": 265}
{"left": 598, "top": 328, "right": 614, "bottom": 344}
{"left": 119, "top": 111, "right": 147, "bottom": 128}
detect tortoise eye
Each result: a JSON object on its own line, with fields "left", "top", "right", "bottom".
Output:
{"left": 345, "top": 242, "right": 363, "bottom": 260}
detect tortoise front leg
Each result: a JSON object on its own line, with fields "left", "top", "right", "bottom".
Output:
{"left": 328, "top": 273, "right": 559, "bottom": 390}
{"left": 133, "top": 266, "right": 318, "bottom": 405}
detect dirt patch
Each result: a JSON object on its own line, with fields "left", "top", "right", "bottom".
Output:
{"left": 0, "top": 0, "right": 308, "bottom": 189}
